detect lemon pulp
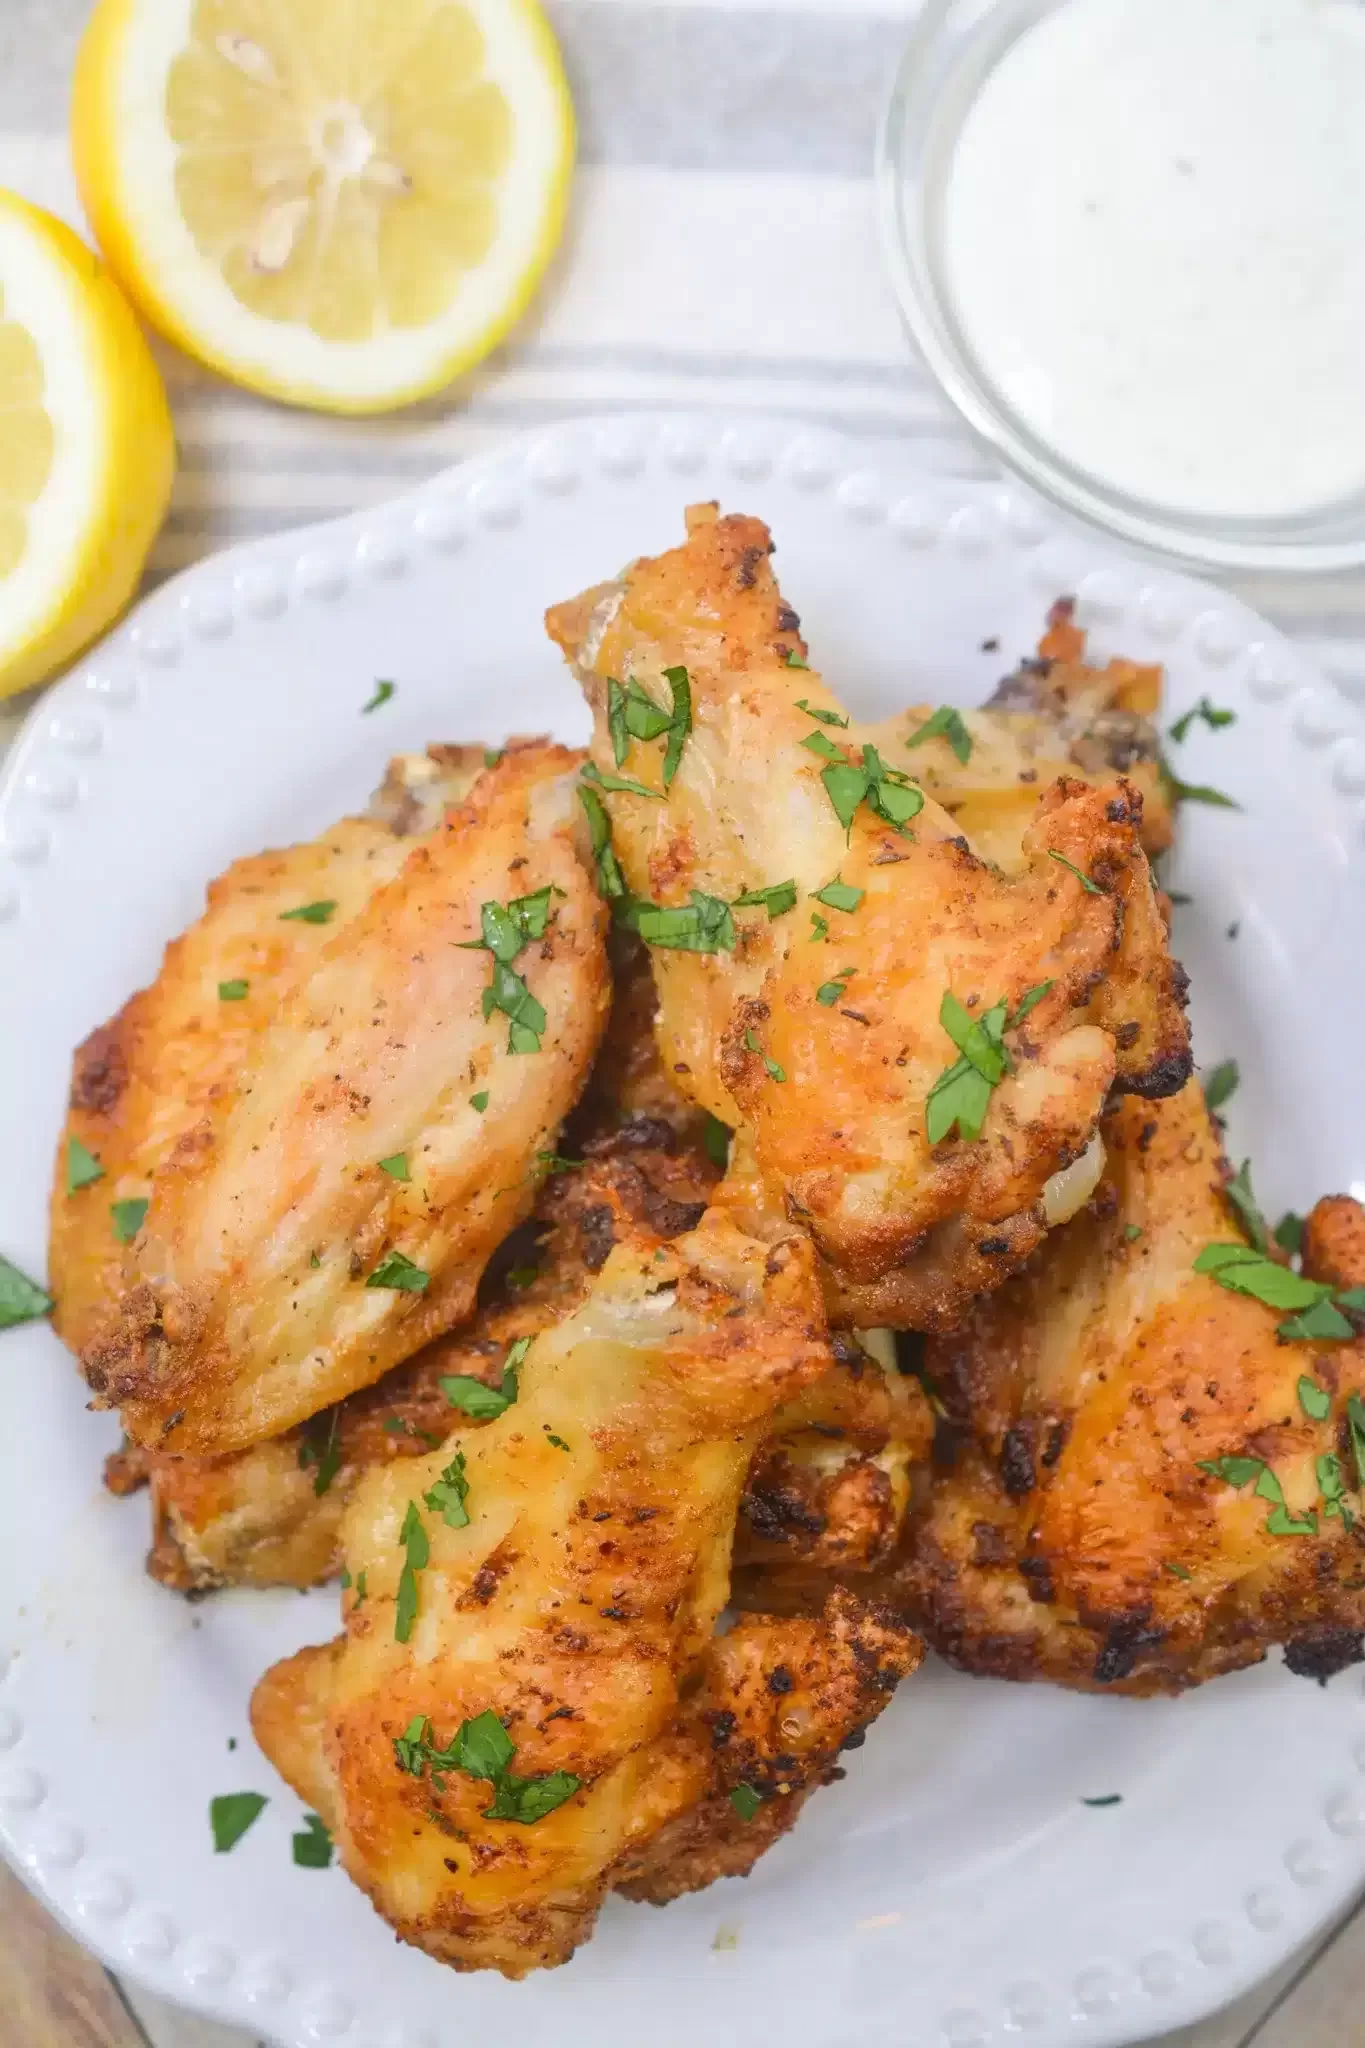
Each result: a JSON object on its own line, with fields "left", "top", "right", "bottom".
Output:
{"left": 0, "top": 298, "right": 55, "bottom": 583}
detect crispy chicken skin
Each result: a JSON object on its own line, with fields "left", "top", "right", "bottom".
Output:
{"left": 858, "top": 602, "right": 1174, "bottom": 874}
{"left": 51, "top": 747, "right": 487, "bottom": 1362}
{"left": 81, "top": 743, "right": 610, "bottom": 1454}
{"left": 250, "top": 1207, "right": 919, "bottom": 1976}
{"left": 548, "top": 506, "right": 1190, "bottom": 1330}
{"left": 901, "top": 1081, "right": 1365, "bottom": 1694}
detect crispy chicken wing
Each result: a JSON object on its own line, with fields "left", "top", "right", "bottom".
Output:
{"left": 81, "top": 743, "right": 610, "bottom": 1453}
{"left": 51, "top": 747, "right": 487, "bottom": 1361}
{"left": 250, "top": 1207, "right": 919, "bottom": 1976}
{"left": 547, "top": 505, "right": 1190, "bottom": 1330}
{"left": 902, "top": 1081, "right": 1365, "bottom": 1693}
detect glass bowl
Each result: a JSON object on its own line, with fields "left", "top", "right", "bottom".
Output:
{"left": 875, "top": 0, "right": 1365, "bottom": 574}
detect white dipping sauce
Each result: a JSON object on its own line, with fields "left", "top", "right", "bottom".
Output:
{"left": 943, "top": 0, "right": 1365, "bottom": 518}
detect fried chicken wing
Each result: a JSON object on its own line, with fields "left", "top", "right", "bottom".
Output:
{"left": 250, "top": 1207, "right": 912, "bottom": 1976}
{"left": 902, "top": 1081, "right": 1365, "bottom": 1693}
{"left": 51, "top": 747, "right": 487, "bottom": 1361}
{"left": 548, "top": 505, "right": 1190, "bottom": 1330}
{"left": 81, "top": 742, "right": 610, "bottom": 1453}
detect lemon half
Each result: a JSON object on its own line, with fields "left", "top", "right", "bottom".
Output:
{"left": 0, "top": 191, "right": 174, "bottom": 700}
{"left": 73, "top": 0, "right": 575, "bottom": 414}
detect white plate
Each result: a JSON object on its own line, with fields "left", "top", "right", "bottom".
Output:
{"left": 3, "top": 414, "right": 1365, "bottom": 2048}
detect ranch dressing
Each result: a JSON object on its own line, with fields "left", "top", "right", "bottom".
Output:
{"left": 943, "top": 0, "right": 1365, "bottom": 519}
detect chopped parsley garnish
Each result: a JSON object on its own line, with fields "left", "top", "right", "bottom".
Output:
{"left": 577, "top": 781, "right": 627, "bottom": 900}
{"left": 582, "top": 760, "right": 662, "bottom": 800}
{"left": 809, "top": 913, "right": 829, "bottom": 943}
{"left": 926, "top": 983, "right": 1054, "bottom": 1144}
{"left": 309, "top": 1250, "right": 321, "bottom": 1268}
{"left": 794, "top": 697, "right": 844, "bottom": 725}
{"left": 441, "top": 1338, "right": 527, "bottom": 1419}
{"left": 906, "top": 705, "right": 973, "bottom": 765}
{"left": 379, "top": 1153, "right": 410, "bottom": 1182}
{"left": 632, "top": 891, "right": 736, "bottom": 955}
{"left": 606, "top": 669, "right": 692, "bottom": 787}
{"left": 280, "top": 899, "right": 338, "bottom": 925}
{"left": 366, "top": 1250, "right": 430, "bottom": 1293}
{"left": 0, "top": 1245, "right": 54, "bottom": 1327}
{"left": 1164, "top": 1562, "right": 1193, "bottom": 1581}
{"left": 210, "top": 1792, "right": 268, "bottom": 1853}
{"left": 744, "top": 1027, "right": 786, "bottom": 1083}
{"left": 1048, "top": 851, "right": 1106, "bottom": 895}
{"left": 1279, "top": 1297, "right": 1358, "bottom": 1343}
{"left": 1125, "top": 1224, "right": 1144, "bottom": 1243}
{"left": 703, "top": 1114, "right": 731, "bottom": 1170}
{"left": 66, "top": 1138, "right": 103, "bottom": 1193}
{"left": 1081, "top": 1795, "right": 1122, "bottom": 1808}
{"left": 484, "top": 748, "right": 504, "bottom": 769}
{"left": 383, "top": 1416, "right": 441, "bottom": 1447}
{"left": 801, "top": 729, "right": 843, "bottom": 762}
{"left": 292, "top": 1813, "right": 334, "bottom": 1868}
{"left": 392, "top": 1707, "right": 580, "bottom": 1824}
{"left": 1223, "top": 1160, "right": 1270, "bottom": 1252}
{"left": 470, "top": 1092, "right": 490, "bottom": 1113}
{"left": 816, "top": 969, "right": 855, "bottom": 1007}
{"left": 732, "top": 880, "right": 798, "bottom": 920}
{"left": 545, "top": 1431, "right": 571, "bottom": 1452}
{"left": 507, "top": 1265, "right": 539, "bottom": 1290}
{"left": 729, "top": 1784, "right": 763, "bottom": 1822}
{"left": 361, "top": 679, "right": 395, "bottom": 715}
{"left": 1349, "top": 1393, "right": 1365, "bottom": 1494}
{"left": 395, "top": 1500, "right": 429, "bottom": 1643}
{"left": 425, "top": 1450, "right": 471, "bottom": 1529}
{"left": 786, "top": 651, "right": 810, "bottom": 670}
{"left": 218, "top": 979, "right": 249, "bottom": 1001}
{"left": 1197, "top": 1454, "right": 1318, "bottom": 1535}
{"left": 298, "top": 1410, "right": 342, "bottom": 1497}
{"left": 464, "top": 888, "right": 555, "bottom": 1052}
{"left": 1318, "top": 1453, "right": 1355, "bottom": 1530}
{"left": 536, "top": 1151, "right": 582, "bottom": 1177}
{"left": 1275, "top": 1212, "right": 1305, "bottom": 1256}
{"left": 1298, "top": 1376, "right": 1332, "bottom": 1422}
{"left": 110, "top": 1198, "right": 149, "bottom": 1244}
{"left": 1163, "top": 772, "right": 1241, "bottom": 810}
{"left": 352, "top": 1567, "right": 368, "bottom": 1607}
{"left": 1194, "top": 1243, "right": 1351, "bottom": 1338}
{"left": 1203, "top": 1060, "right": 1239, "bottom": 1113}
{"left": 1169, "top": 696, "right": 1235, "bottom": 743}
{"left": 813, "top": 876, "right": 863, "bottom": 914}
{"left": 816, "top": 743, "right": 925, "bottom": 839}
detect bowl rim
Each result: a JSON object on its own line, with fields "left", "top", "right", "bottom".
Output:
{"left": 874, "top": 0, "right": 1365, "bottom": 576}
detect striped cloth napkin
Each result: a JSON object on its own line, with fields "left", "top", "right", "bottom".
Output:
{"left": 3, "top": 0, "right": 1363, "bottom": 761}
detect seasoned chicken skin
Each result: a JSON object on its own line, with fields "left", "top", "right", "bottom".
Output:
{"left": 548, "top": 506, "right": 1191, "bottom": 1329}
{"left": 82, "top": 743, "right": 610, "bottom": 1453}
{"left": 903, "top": 1081, "right": 1365, "bottom": 1694}
{"left": 250, "top": 1207, "right": 918, "bottom": 1976}
{"left": 51, "top": 747, "right": 487, "bottom": 1362}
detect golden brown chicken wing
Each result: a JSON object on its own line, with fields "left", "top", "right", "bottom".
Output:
{"left": 902, "top": 1081, "right": 1365, "bottom": 1693}
{"left": 81, "top": 742, "right": 610, "bottom": 1453}
{"left": 51, "top": 746, "right": 487, "bottom": 1362}
{"left": 547, "top": 505, "right": 1191, "bottom": 1331}
{"left": 250, "top": 1204, "right": 919, "bottom": 1976}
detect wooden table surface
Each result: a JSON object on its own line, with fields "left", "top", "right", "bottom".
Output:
{"left": 2, "top": 1858, "right": 1360, "bottom": 2048}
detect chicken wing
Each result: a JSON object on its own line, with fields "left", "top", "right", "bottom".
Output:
{"left": 547, "top": 505, "right": 1191, "bottom": 1330}
{"left": 51, "top": 746, "right": 487, "bottom": 1362}
{"left": 903, "top": 1081, "right": 1365, "bottom": 1693}
{"left": 250, "top": 1205, "right": 918, "bottom": 1976}
{"left": 81, "top": 742, "right": 610, "bottom": 1453}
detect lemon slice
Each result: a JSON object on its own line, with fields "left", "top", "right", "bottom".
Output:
{"left": 73, "top": 0, "right": 574, "bottom": 414}
{"left": 0, "top": 190, "right": 174, "bottom": 701}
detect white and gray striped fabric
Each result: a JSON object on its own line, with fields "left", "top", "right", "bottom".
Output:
{"left": 3, "top": 0, "right": 1364, "bottom": 765}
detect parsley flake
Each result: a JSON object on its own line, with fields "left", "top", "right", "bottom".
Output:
{"left": 785, "top": 651, "right": 810, "bottom": 669}
{"left": 352, "top": 1568, "right": 368, "bottom": 1607}
{"left": 379, "top": 1153, "right": 410, "bottom": 1182}
{"left": 1223, "top": 1161, "right": 1270, "bottom": 1252}
{"left": 464, "top": 889, "right": 554, "bottom": 1052}
{"left": 744, "top": 1027, "right": 786, "bottom": 1083}
{"left": 1350, "top": 1394, "right": 1365, "bottom": 1494}
{"left": 470, "top": 1091, "right": 490, "bottom": 1113}
{"left": 814, "top": 742, "right": 925, "bottom": 839}
{"left": 732, "top": 880, "right": 798, "bottom": 920}
{"left": 1163, "top": 772, "right": 1241, "bottom": 810}
{"left": 1125, "top": 1224, "right": 1144, "bottom": 1243}
{"left": 582, "top": 760, "right": 662, "bottom": 801}
{"left": 703, "top": 1114, "right": 731, "bottom": 1170}
{"left": 292, "top": 1813, "right": 334, "bottom": 1868}
{"left": 484, "top": 748, "right": 504, "bottom": 769}
{"left": 366, "top": 1249, "right": 430, "bottom": 1293}
{"left": 280, "top": 900, "right": 337, "bottom": 925}
{"left": 816, "top": 969, "right": 855, "bottom": 1006}
{"left": 362, "top": 679, "right": 395, "bottom": 715}
{"left": 729, "top": 1784, "right": 763, "bottom": 1822}
{"left": 1204, "top": 1060, "right": 1239, "bottom": 1113}
{"left": 907, "top": 705, "right": 973, "bottom": 765}
{"left": 1299, "top": 1376, "right": 1333, "bottom": 1422}
{"left": 441, "top": 1339, "right": 527, "bottom": 1419}
{"left": 1165, "top": 1562, "right": 1193, "bottom": 1581}
{"left": 394, "top": 1500, "right": 429, "bottom": 1643}
{"left": 298, "top": 1410, "right": 342, "bottom": 1497}
{"left": 577, "top": 782, "right": 627, "bottom": 901}
{"left": 1049, "top": 852, "right": 1106, "bottom": 895}
{"left": 794, "top": 697, "right": 845, "bottom": 725}
{"left": 1081, "top": 1795, "right": 1122, "bottom": 1808}
{"left": 1275, "top": 1212, "right": 1305, "bottom": 1256}
{"left": 813, "top": 877, "right": 863, "bottom": 914}
{"left": 218, "top": 979, "right": 249, "bottom": 1001}
{"left": 545, "top": 1431, "right": 571, "bottom": 1452}
{"left": 1318, "top": 1453, "right": 1355, "bottom": 1531}
{"left": 110, "top": 1197, "right": 149, "bottom": 1244}
{"left": 1197, "top": 1453, "right": 1319, "bottom": 1536}
{"left": 210, "top": 1792, "right": 268, "bottom": 1853}
{"left": 632, "top": 891, "right": 736, "bottom": 955}
{"left": 1169, "top": 697, "right": 1236, "bottom": 743}
{"left": 391, "top": 1708, "right": 580, "bottom": 1824}
{"left": 66, "top": 1138, "right": 103, "bottom": 1193}
{"left": 425, "top": 1450, "right": 471, "bottom": 1529}
{"left": 809, "top": 913, "right": 829, "bottom": 943}
{"left": 925, "top": 984, "right": 1053, "bottom": 1145}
